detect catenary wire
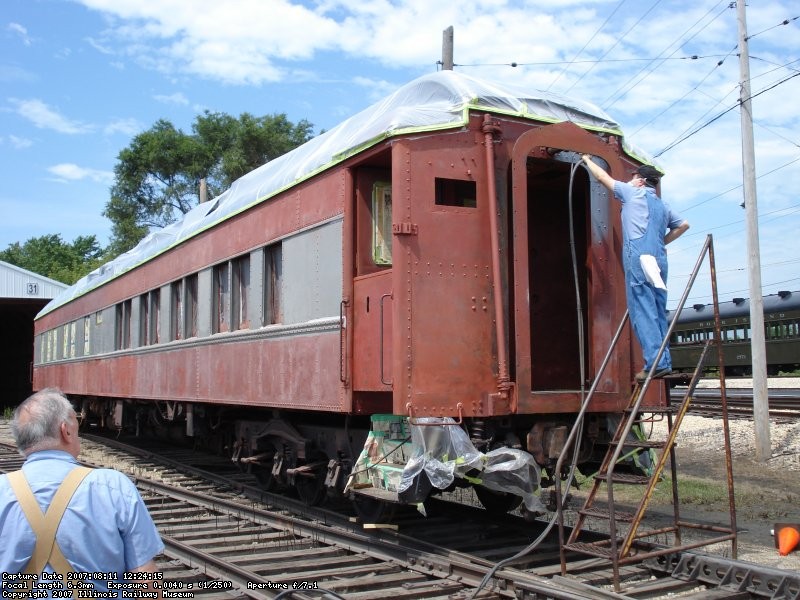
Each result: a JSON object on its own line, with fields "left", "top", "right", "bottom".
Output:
{"left": 546, "top": 0, "right": 629, "bottom": 91}
{"left": 654, "top": 71, "right": 800, "bottom": 157}
{"left": 681, "top": 156, "right": 800, "bottom": 213}
{"left": 601, "top": 0, "right": 730, "bottom": 110}
{"left": 563, "top": 0, "right": 663, "bottom": 94}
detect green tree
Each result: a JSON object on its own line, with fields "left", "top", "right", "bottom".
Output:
{"left": 0, "top": 234, "right": 105, "bottom": 284}
{"left": 106, "top": 111, "right": 314, "bottom": 253}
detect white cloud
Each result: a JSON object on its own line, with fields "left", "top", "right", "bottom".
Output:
{"left": 0, "top": 64, "right": 37, "bottom": 83}
{"left": 7, "top": 135, "right": 33, "bottom": 149}
{"left": 48, "top": 163, "right": 114, "bottom": 184}
{"left": 85, "top": 37, "right": 114, "bottom": 55}
{"left": 8, "top": 22, "right": 32, "bottom": 46}
{"left": 104, "top": 118, "right": 141, "bottom": 136}
{"left": 9, "top": 98, "right": 93, "bottom": 134}
{"left": 153, "top": 92, "right": 189, "bottom": 105}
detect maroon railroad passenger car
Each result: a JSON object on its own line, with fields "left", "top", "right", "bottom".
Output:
{"left": 33, "top": 72, "right": 656, "bottom": 510}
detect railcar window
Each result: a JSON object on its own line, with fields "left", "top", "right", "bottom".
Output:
{"left": 171, "top": 280, "right": 184, "bottom": 340}
{"left": 42, "top": 331, "right": 52, "bottom": 362}
{"left": 231, "top": 255, "right": 250, "bottom": 330}
{"left": 149, "top": 289, "right": 160, "bottom": 344}
{"left": 185, "top": 274, "right": 198, "bottom": 337}
{"left": 84, "top": 316, "right": 91, "bottom": 355}
{"left": 115, "top": 299, "right": 132, "bottom": 350}
{"left": 435, "top": 177, "right": 477, "bottom": 208}
{"left": 372, "top": 182, "right": 392, "bottom": 266}
{"left": 788, "top": 320, "right": 799, "bottom": 338}
{"left": 69, "top": 322, "right": 76, "bottom": 358}
{"left": 264, "top": 243, "right": 282, "bottom": 325}
{"left": 140, "top": 292, "right": 150, "bottom": 346}
{"left": 62, "top": 324, "right": 69, "bottom": 359}
{"left": 214, "top": 262, "right": 231, "bottom": 333}
{"left": 139, "top": 289, "right": 161, "bottom": 345}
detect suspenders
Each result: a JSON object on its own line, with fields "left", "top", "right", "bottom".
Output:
{"left": 6, "top": 467, "right": 93, "bottom": 600}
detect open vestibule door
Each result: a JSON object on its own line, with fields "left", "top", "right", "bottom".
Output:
{"left": 510, "top": 121, "right": 633, "bottom": 414}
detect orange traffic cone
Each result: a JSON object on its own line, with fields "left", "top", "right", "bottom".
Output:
{"left": 775, "top": 524, "right": 800, "bottom": 556}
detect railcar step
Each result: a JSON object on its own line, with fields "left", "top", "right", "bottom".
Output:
{"left": 579, "top": 507, "right": 635, "bottom": 522}
{"left": 625, "top": 405, "right": 681, "bottom": 414}
{"left": 562, "top": 541, "right": 616, "bottom": 559}
{"left": 593, "top": 472, "right": 651, "bottom": 484}
{"left": 606, "top": 438, "right": 667, "bottom": 449}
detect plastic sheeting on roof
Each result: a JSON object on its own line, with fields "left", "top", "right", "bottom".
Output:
{"left": 39, "top": 70, "right": 629, "bottom": 318}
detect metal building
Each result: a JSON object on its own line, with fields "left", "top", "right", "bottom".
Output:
{"left": 0, "top": 260, "right": 67, "bottom": 407}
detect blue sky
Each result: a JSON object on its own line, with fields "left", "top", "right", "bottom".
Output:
{"left": 1, "top": 0, "right": 798, "bottom": 309}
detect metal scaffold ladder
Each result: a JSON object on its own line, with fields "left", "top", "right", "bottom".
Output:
{"left": 554, "top": 235, "right": 739, "bottom": 591}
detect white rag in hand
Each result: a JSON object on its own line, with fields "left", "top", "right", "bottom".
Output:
{"left": 640, "top": 254, "right": 667, "bottom": 290}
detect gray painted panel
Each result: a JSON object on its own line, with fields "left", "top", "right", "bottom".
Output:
{"left": 248, "top": 249, "right": 264, "bottom": 328}
{"left": 75, "top": 318, "right": 86, "bottom": 358}
{"left": 97, "top": 307, "right": 115, "bottom": 354}
{"left": 131, "top": 297, "right": 143, "bottom": 349}
{"left": 159, "top": 285, "right": 172, "bottom": 344}
{"left": 197, "top": 270, "right": 212, "bottom": 337}
{"left": 282, "top": 219, "right": 343, "bottom": 324}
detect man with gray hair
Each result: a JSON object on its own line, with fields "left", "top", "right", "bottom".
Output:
{"left": 0, "top": 388, "right": 164, "bottom": 596}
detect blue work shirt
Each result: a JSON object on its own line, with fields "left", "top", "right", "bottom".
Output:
{"left": 0, "top": 450, "right": 164, "bottom": 594}
{"left": 613, "top": 181, "right": 684, "bottom": 243}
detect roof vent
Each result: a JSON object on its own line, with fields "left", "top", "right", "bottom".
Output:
{"left": 778, "top": 290, "right": 791, "bottom": 299}
{"left": 693, "top": 303, "right": 705, "bottom": 311}
{"left": 732, "top": 297, "right": 745, "bottom": 305}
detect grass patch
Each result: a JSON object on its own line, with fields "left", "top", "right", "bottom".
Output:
{"left": 572, "top": 471, "right": 731, "bottom": 508}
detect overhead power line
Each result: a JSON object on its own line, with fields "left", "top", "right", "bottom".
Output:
{"left": 546, "top": 0, "right": 629, "bottom": 91}
{"left": 654, "top": 70, "right": 800, "bottom": 157}
{"left": 681, "top": 156, "right": 800, "bottom": 213}
{"left": 454, "top": 54, "right": 723, "bottom": 68}
{"left": 601, "top": 0, "right": 730, "bottom": 110}
{"left": 746, "top": 15, "right": 799, "bottom": 41}
{"left": 562, "top": 1, "right": 663, "bottom": 94}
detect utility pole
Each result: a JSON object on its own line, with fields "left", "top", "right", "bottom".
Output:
{"left": 442, "top": 26, "right": 454, "bottom": 70}
{"left": 737, "top": 1, "right": 770, "bottom": 460}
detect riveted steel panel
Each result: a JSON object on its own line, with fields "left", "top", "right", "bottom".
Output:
{"left": 390, "top": 128, "right": 498, "bottom": 418}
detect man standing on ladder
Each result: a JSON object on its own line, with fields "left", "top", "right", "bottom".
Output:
{"left": 582, "top": 154, "right": 690, "bottom": 382}
{"left": 0, "top": 388, "right": 164, "bottom": 597}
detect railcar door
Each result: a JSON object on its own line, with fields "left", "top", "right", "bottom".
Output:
{"left": 351, "top": 167, "right": 394, "bottom": 413}
{"left": 510, "top": 122, "right": 632, "bottom": 413}
{"left": 388, "top": 130, "right": 499, "bottom": 418}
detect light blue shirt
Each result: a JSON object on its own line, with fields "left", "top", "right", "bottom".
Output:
{"left": 613, "top": 181, "right": 684, "bottom": 242}
{"left": 0, "top": 450, "right": 164, "bottom": 594}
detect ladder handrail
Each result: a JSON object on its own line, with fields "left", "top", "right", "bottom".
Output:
{"left": 556, "top": 234, "right": 737, "bottom": 579}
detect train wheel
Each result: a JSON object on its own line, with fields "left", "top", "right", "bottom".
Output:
{"left": 294, "top": 452, "right": 328, "bottom": 506}
{"left": 474, "top": 486, "right": 522, "bottom": 515}
{"left": 352, "top": 494, "right": 397, "bottom": 524}
{"left": 250, "top": 442, "right": 281, "bottom": 491}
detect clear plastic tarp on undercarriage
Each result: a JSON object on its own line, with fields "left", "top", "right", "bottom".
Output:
{"left": 347, "top": 415, "right": 544, "bottom": 513}
{"left": 39, "top": 70, "right": 639, "bottom": 317}
{"left": 399, "top": 418, "right": 544, "bottom": 513}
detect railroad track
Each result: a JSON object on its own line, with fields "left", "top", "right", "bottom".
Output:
{"left": 676, "top": 387, "right": 800, "bottom": 420}
{"left": 2, "top": 423, "right": 800, "bottom": 599}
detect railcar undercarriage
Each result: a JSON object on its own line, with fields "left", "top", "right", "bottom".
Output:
{"left": 73, "top": 395, "right": 642, "bottom": 517}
